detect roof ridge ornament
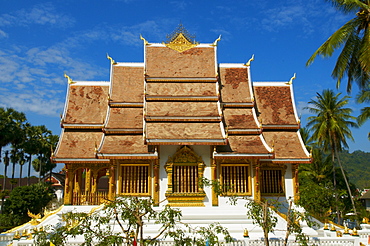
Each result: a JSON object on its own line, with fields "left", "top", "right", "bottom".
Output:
{"left": 106, "top": 53, "right": 116, "bottom": 65}
{"left": 163, "top": 24, "right": 199, "bottom": 52}
{"left": 286, "top": 73, "right": 296, "bottom": 85}
{"left": 64, "top": 73, "right": 75, "bottom": 84}
{"left": 244, "top": 54, "right": 255, "bottom": 66}
{"left": 211, "top": 35, "right": 222, "bottom": 46}
{"left": 140, "top": 34, "right": 149, "bottom": 45}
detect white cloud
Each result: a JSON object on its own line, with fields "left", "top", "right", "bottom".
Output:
{"left": 0, "top": 3, "right": 75, "bottom": 28}
{"left": 0, "top": 29, "right": 8, "bottom": 39}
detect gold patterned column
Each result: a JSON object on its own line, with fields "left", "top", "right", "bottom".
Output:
{"left": 74, "top": 169, "right": 81, "bottom": 196}
{"left": 292, "top": 164, "right": 299, "bottom": 202}
{"left": 64, "top": 166, "right": 74, "bottom": 205}
{"left": 85, "top": 168, "right": 91, "bottom": 193}
{"left": 164, "top": 162, "right": 173, "bottom": 194}
{"left": 253, "top": 163, "right": 261, "bottom": 202}
{"left": 211, "top": 158, "right": 218, "bottom": 206}
{"left": 108, "top": 165, "right": 116, "bottom": 201}
{"left": 91, "top": 171, "right": 98, "bottom": 194}
{"left": 153, "top": 159, "right": 160, "bottom": 206}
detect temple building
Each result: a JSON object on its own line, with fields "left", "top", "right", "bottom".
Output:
{"left": 52, "top": 27, "right": 311, "bottom": 208}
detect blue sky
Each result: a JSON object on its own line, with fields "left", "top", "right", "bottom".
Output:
{"left": 1, "top": 0, "right": 369, "bottom": 157}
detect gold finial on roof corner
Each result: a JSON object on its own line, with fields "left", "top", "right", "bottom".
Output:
{"left": 64, "top": 73, "right": 75, "bottom": 84}
{"left": 140, "top": 34, "right": 149, "bottom": 45}
{"left": 211, "top": 35, "right": 222, "bottom": 46}
{"left": 245, "top": 54, "right": 255, "bottom": 66}
{"left": 106, "top": 53, "right": 116, "bottom": 65}
{"left": 164, "top": 24, "right": 199, "bottom": 52}
{"left": 286, "top": 73, "right": 296, "bottom": 85}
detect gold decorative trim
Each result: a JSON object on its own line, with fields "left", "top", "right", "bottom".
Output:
{"left": 164, "top": 32, "right": 199, "bottom": 52}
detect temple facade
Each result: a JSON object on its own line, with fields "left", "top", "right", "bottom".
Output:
{"left": 53, "top": 29, "right": 311, "bottom": 208}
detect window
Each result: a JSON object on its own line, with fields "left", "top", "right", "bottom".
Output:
{"left": 220, "top": 165, "right": 250, "bottom": 195}
{"left": 260, "top": 169, "right": 284, "bottom": 195}
{"left": 172, "top": 165, "right": 198, "bottom": 193}
{"left": 120, "top": 165, "right": 149, "bottom": 195}
{"left": 165, "top": 146, "right": 206, "bottom": 206}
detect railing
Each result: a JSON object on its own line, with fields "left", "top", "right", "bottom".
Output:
{"left": 72, "top": 191, "right": 108, "bottom": 205}
{"left": 9, "top": 238, "right": 363, "bottom": 246}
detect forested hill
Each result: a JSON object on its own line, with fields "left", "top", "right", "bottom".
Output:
{"left": 339, "top": 150, "right": 370, "bottom": 189}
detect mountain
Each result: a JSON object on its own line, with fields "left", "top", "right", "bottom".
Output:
{"left": 339, "top": 150, "right": 370, "bottom": 189}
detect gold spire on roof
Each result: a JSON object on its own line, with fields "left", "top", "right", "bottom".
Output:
{"left": 286, "top": 73, "right": 296, "bottom": 85}
{"left": 140, "top": 34, "right": 149, "bottom": 45}
{"left": 64, "top": 73, "right": 75, "bottom": 84}
{"left": 245, "top": 54, "right": 255, "bottom": 66}
{"left": 164, "top": 24, "right": 199, "bottom": 52}
{"left": 106, "top": 53, "right": 116, "bottom": 65}
{"left": 211, "top": 35, "right": 221, "bottom": 46}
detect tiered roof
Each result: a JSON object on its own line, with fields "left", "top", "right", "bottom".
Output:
{"left": 53, "top": 30, "right": 310, "bottom": 164}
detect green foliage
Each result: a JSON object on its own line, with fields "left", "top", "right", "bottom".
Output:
{"left": 2, "top": 182, "right": 54, "bottom": 226}
{"left": 246, "top": 200, "right": 277, "bottom": 234}
{"left": 339, "top": 150, "right": 370, "bottom": 189}
{"left": 306, "top": 0, "right": 370, "bottom": 92}
{"left": 34, "top": 197, "right": 233, "bottom": 246}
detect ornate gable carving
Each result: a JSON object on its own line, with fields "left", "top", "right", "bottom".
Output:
{"left": 167, "top": 146, "right": 203, "bottom": 164}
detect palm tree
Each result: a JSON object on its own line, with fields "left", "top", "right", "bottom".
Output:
{"left": 2, "top": 151, "right": 10, "bottom": 191}
{"left": 356, "top": 89, "right": 370, "bottom": 139}
{"left": 18, "top": 153, "right": 26, "bottom": 186}
{"left": 305, "top": 89, "right": 358, "bottom": 218}
{"left": 306, "top": 0, "right": 370, "bottom": 92}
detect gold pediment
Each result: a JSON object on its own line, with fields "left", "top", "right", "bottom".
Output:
{"left": 164, "top": 33, "right": 198, "bottom": 52}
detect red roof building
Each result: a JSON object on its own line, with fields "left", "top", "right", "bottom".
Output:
{"left": 53, "top": 27, "right": 311, "bottom": 207}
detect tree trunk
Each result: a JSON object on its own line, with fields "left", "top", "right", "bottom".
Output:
{"left": 10, "top": 160, "right": 15, "bottom": 190}
{"left": 284, "top": 201, "right": 293, "bottom": 246}
{"left": 331, "top": 150, "right": 340, "bottom": 224}
{"left": 263, "top": 200, "right": 270, "bottom": 246}
{"left": 334, "top": 147, "right": 357, "bottom": 217}
{"left": 27, "top": 155, "right": 31, "bottom": 186}
{"left": 19, "top": 164, "right": 23, "bottom": 186}
{"left": 3, "top": 164, "right": 8, "bottom": 191}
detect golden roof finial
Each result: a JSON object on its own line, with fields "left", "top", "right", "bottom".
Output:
{"left": 211, "top": 35, "right": 221, "bottom": 46}
{"left": 64, "top": 73, "right": 75, "bottom": 84}
{"left": 106, "top": 53, "right": 116, "bottom": 65}
{"left": 286, "top": 73, "right": 296, "bottom": 85}
{"left": 245, "top": 54, "right": 255, "bottom": 66}
{"left": 140, "top": 34, "right": 149, "bottom": 45}
{"left": 164, "top": 24, "right": 198, "bottom": 52}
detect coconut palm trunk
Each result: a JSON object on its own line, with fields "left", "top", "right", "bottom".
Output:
{"left": 334, "top": 144, "right": 357, "bottom": 216}
{"left": 27, "top": 155, "right": 32, "bottom": 186}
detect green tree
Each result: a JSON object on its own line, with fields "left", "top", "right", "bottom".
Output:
{"left": 356, "top": 89, "right": 370, "bottom": 139}
{"left": 2, "top": 151, "right": 10, "bottom": 191}
{"left": 246, "top": 200, "right": 277, "bottom": 246}
{"left": 2, "top": 182, "right": 54, "bottom": 226}
{"left": 0, "top": 108, "right": 27, "bottom": 190}
{"left": 34, "top": 197, "right": 233, "bottom": 246}
{"left": 305, "top": 89, "right": 358, "bottom": 219}
{"left": 28, "top": 126, "right": 58, "bottom": 180}
{"left": 306, "top": 0, "right": 370, "bottom": 92}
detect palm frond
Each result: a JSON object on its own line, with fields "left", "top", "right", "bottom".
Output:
{"left": 359, "top": 25, "right": 370, "bottom": 73}
{"left": 326, "top": 0, "right": 367, "bottom": 14}
{"left": 307, "top": 18, "right": 359, "bottom": 66}
{"left": 357, "top": 106, "right": 370, "bottom": 125}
